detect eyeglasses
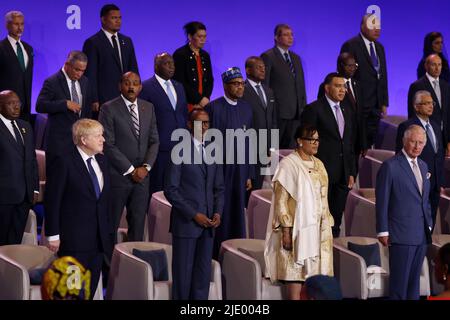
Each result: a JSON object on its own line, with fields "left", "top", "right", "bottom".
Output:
{"left": 302, "top": 137, "right": 320, "bottom": 144}
{"left": 416, "top": 101, "right": 436, "bottom": 106}
{"left": 228, "top": 81, "right": 245, "bottom": 87}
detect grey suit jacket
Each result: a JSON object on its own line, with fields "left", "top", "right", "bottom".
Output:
{"left": 99, "top": 96, "right": 159, "bottom": 185}
{"left": 261, "top": 46, "right": 306, "bottom": 120}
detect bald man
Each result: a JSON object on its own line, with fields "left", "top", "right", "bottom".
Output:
{"left": 99, "top": 72, "right": 159, "bottom": 242}
{"left": 140, "top": 53, "right": 188, "bottom": 195}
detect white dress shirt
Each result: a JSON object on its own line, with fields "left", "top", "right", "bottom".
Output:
{"left": 61, "top": 67, "right": 82, "bottom": 107}
{"left": 8, "top": 35, "right": 28, "bottom": 68}
{"left": 360, "top": 33, "right": 378, "bottom": 60}
{"left": 325, "top": 95, "right": 342, "bottom": 122}
{"left": 0, "top": 113, "right": 23, "bottom": 143}
{"left": 155, "top": 74, "right": 178, "bottom": 103}
{"left": 247, "top": 79, "right": 267, "bottom": 105}
{"left": 47, "top": 147, "right": 104, "bottom": 241}
{"left": 102, "top": 28, "right": 122, "bottom": 66}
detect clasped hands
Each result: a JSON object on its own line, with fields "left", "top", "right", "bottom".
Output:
{"left": 194, "top": 213, "right": 221, "bottom": 228}
{"left": 131, "top": 166, "right": 148, "bottom": 183}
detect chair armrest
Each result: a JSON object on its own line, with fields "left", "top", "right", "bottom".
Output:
{"left": 0, "top": 254, "right": 29, "bottom": 300}
{"left": 106, "top": 249, "right": 153, "bottom": 300}
{"left": 333, "top": 244, "right": 368, "bottom": 299}
{"left": 221, "top": 249, "right": 261, "bottom": 300}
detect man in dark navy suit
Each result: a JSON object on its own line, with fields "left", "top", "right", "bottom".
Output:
{"left": 164, "top": 109, "right": 224, "bottom": 300}
{"left": 83, "top": 4, "right": 139, "bottom": 117}
{"left": 0, "top": 11, "right": 33, "bottom": 122}
{"left": 377, "top": 124, "right": 432, "bottom": 300}
{"left": 396, "top": 91, "right": 444, "bottom": 229}
{"left": 0, "top": 90, "right": 38, "bottom": 245}
{"left": 44, "top": 119, "right": 113, "bottom": 296}
{"left": 140, "top": 53, "right": 188, "bottom": 195}
{"left": 36, "top": 51, "right": 93, "bottom": 175}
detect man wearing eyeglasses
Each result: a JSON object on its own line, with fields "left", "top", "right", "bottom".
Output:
{"left": 0, "top": 90, "right": 39, "bottom": 245}
{"left": 407, "top": 54, "right": 450, "bottom": 156}
{"left": 302, "top": 72, "right": 356, "bottom": 237}
{"left": 396, "top": 90, "right": 444, "bottom": 229}
{"left": 206, "top": 67, "right": 254, "bottom": 257}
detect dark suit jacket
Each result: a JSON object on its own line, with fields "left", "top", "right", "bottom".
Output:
{"left": 0, "top": 38, "right": 33, "bottom": 121}
{"left": 395, "top": 116, "right": 445, "bottom": 192}
{"left": 140, "top": 76, "right": 188, "bottom": 152}
{"left": 164, "top": 141, "right": 225, "bottom": 238}
{"left": 0, "top": 119, "right": 38, "bottom": 204}
{"left": 99, "top": 96, "right": 159, "bottom": 186}
{"left": 341, "top": 34, "right": 388, "bottom": 111}
{"left": 261, "top": 47, "right": 306, "bottom": 120}
{"left": 83, "top": 31, "right": 139, "bottom": 105}
{"left": 376, "top": 152, "right": 432, "bottom": 245}
{"left": 44, "top": 148, "right": 112, "bottom": 253}
{"left": 318, "top": 78, "right": 367, "bottom": 151}
{"left": 173, "top": 44, "right": 214, "bottom": 105}
{"left": 36, "top": 70, "right": 93, "bottom": 156}
{"left": 407, "top": 75, "right": 450, "bottom": 144}
{"left": 301, "top": 97, "right": 356, "bottom": 183}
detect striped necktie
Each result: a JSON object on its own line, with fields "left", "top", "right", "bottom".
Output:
{"left": 283, "top": 52, "right": 295, "bottom": 75}
{"left": 129, "top": 104, "right": 140, "bottom": 137}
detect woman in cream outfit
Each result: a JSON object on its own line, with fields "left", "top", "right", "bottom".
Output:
{"left": 265, "top": 124, "right": 334, "bottom": 300}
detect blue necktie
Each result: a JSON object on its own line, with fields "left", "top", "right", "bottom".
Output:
{"left": 369, "top": 42, "right": 379, "bottom": 68}
{"left": 165, "top": 81, "right": 177, "bottom": 110}
{"left": 86, "top": 157, "right": 101, "bottom": 199}
{"left": 426, "top": 123, "right": 437, "bottom": 153}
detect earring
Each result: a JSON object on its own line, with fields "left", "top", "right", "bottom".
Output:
{"left": 444, "top": 274, "right": 447, "bottom": 281}
{"left": 299, "top": 143, "right": 303, "bottom": 147}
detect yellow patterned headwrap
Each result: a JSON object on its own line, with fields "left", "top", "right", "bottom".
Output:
{"left": 41, "top": 256, "right": 91, "bottom": 300}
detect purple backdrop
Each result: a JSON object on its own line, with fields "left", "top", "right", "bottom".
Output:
{"left": 1, "top": 0, "right": 450, "bottom": 116}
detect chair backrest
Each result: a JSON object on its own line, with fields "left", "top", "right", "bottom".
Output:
{"left": 35, "top": 150, "right": 46, "bottom": 181}
{"left": 439, "top": 190, "right": 450, "bottom": 234}
{"left": 247, "top": 189, "right": 272, "bottom": 239}
{"left": 148, "top": 191, "right": 172, "bottom": 244}
{"left": 366, "top": 149, "right": 395, "bottom": 162}
{"left": 34, "top": 114, "right": 48, "bottom": 150}
{"left": 22, "top": 210, "right": 38, "bottom": 245}
{"left": 344, "top": 189, "right": 376, "bottom": 237}
{"left": 358, "top": 156, "right": 383, "bottom": 188}
{"left": 375, "top": 116, "right": 407, "bottom": 151}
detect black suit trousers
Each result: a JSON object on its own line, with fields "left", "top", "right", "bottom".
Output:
{"left": 0, "top": 201, "right": 32, "bottom": 245}
{"left": 328, "top": 180, "right": 350, "bottom": 238}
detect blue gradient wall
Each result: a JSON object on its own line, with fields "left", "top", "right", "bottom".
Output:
{"left": 1, "top": 0, "right": 450, "bottom": 116}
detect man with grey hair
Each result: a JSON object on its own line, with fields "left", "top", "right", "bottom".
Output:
{"left": 0, "top": 11, "right": 34, "bottom": 121}
{"left": 36, "top": 50, "right": 93, "bottom": 178}
{"left": 341, "top": 13, "right": 388, "bottom": 148}
{"left": 408, "top": 54, "right": 450, "bottom": 154}
{"left": 377, "top": 124, "right": 432, "bottom": 299}
{"left": 396, "top": 90, "right": 444, "bottom": 228}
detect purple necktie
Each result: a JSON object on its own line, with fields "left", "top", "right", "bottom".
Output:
{"left": 334, "top": 105, "right": 345, "bottom": 138}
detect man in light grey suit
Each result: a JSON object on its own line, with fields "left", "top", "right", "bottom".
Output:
{"left": 99, "top": 72, "right": 159, "bottom": 241}
{"left": 261, "top": 24, "right": 306, "bottom": 149}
